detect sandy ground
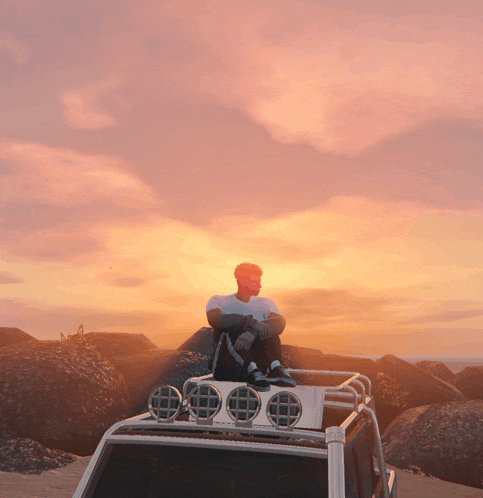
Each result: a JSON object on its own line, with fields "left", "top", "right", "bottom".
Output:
{"left": 0, "top": 457, "right": 90, "bottom": 498}
{"left": 385, "top": 464, "right": 483, "bottom": 498}
{"left": 1, "top": 457, "right": 483, "bottom": 498}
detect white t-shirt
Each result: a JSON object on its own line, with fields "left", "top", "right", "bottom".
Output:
{"left": 206, "top": 293, "right": 281, "bottom": 322}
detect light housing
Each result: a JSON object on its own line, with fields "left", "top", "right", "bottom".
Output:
{"left": 187, "top": 384, "right": 222, "bottom": 421}
{"left": 226, "top": 386, "right": 261, "bottom": 423}
{"left": 266, "top": 391, "right": 302, "bottom": 428}
{"left": 148, "top": 385, "right": 182, "bottom": 422}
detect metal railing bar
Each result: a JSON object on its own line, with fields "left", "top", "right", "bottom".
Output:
{"left": 104, "top": 435, "right": 329, "bottom": 459}
{"left": 284, "top": 369, "right": 372, "bottom": 397}
{"left": 112, "top": 420, "right": 328, "bottom": 442}
{"left": 344, "top": 378, "right": 366, "bottom": 402}
{"left": 362, "top": 406, "right": 390, "bottom": 498}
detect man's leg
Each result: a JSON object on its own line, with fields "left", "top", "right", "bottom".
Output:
{"left": 211, "top": 332, "right": 248, "bottom": 381}
{"left": 249, "top": 335, "right": 282, "bottom": 373}
{"left": 213, "top": 330, "right": 271, "bottom": 391}
{"left": 251, "top": 335, "right": 297, "bottom": 387}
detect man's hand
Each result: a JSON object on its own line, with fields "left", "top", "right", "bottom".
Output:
{"left": 234, "top": 330, "right": 256, "bottom": 351}
{"left": 253, "top": 321, "right": 271, "bottom": 340}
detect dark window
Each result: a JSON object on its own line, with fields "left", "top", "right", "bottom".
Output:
{"left": 88, "top": 443, "right": 330, "bottom": 498}
{"left": 344, "top": 423, "right": 378, "bottom": 498}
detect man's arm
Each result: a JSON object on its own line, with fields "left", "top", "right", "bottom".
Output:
{"left": 206, "top": 308, "right": 258, "bottom": 331}
{"left": 258, "top": 312, "right": 285, "bottom": 338}
{"left": 264, "top": 312, "right": 286, "bottom": 335}
{"left": 207, "top": 308, "right": 260, "bottom": 350}
{"left": 206, "top": 308, "right": 285, "bottom": 338}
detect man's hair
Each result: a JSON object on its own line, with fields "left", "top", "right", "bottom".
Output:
{"left": 234, "top": 262, "right": 263, "bottom": 279}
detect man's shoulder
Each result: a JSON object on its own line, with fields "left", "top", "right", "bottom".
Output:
{"left": 207, "top": 293, "right": 235, "bottom": 302}
{"left": 206, "top": 293, "right": 236, "bottom": 310}
{"left": 252, "top": 295, "right": 275, "bottom": 303}
{"left": 251, "top": 296, "right": 280, "bottom": 311}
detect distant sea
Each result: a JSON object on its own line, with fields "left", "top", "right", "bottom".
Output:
{"left": 352, "top": 355, "right": 483, "bottom": 374}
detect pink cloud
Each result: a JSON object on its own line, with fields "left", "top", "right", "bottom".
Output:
{"left": 57, "top": 75, "right": 132, "bottom": 130}
{"left": 0, "top": 227, "right": 104, "bottom": 262}
{"left": 97, "top": 270, "right": 171, "bottom": 288}
{"left": 407, "top": 309, "right": 483, "bottom": 324}
{"left": 0, "top": 272, "right": 24, "bottom": 284}
{"left": 0, "top": 31, "right": 30, "bottom": 65}
{"left": 5, "top": 1, "right": 483, "bottom": 160}
{"left": 151, "top": 296, "right": 190, "bottom": 308}
{"left": 153, "top": 0, "right": 483, "bottom": 155}
{"left": 0, "top": 141, "right": 159, "bottom": 208}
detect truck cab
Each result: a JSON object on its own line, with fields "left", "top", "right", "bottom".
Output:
{"left": 73, "top": 369, "right": 397, "bottom": 498}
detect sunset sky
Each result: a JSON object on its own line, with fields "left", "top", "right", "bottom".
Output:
{"left": 1, "top": 0, "right": 482, "bottom": 351}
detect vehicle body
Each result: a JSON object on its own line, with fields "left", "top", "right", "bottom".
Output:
{"left": 73, "top": 369, "right": 397, "bottom": 498}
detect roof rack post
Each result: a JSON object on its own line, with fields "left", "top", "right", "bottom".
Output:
{"left": 326, "top": 426, "right": 346, "bottom": 498}
{"left": 362, "top": 406, "right": 391, "bottom": 498}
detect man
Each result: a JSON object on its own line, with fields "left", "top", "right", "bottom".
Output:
{"left": 206, "top": 262, "right": 296, "bottom": 391}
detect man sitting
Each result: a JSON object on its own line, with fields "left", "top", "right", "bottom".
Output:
{"left": 206, "top": 262, "right": 296, "bottom": 391}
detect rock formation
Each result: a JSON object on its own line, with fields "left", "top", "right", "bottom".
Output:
{"left": 415, "top": 360, "right": 455, "bottom": 383}
{"left": 110, "top": 349, "right": 211, "bottom": 417}
{"left": 0, "top": 327, "right": 38, "bottom": 349}
{"left": 83, "top": 332, "right": 159, "bottom": 357}
{"left": 79, "top": 331, "right": 211, "bottom": 416}
{"left": 178, "top": 327, "right": 214, "bottom": 356}
{"left": 154, "top": 351, "right": 211, "bottom": 397}
{"left": 0, "top": 435, "right": 77, "bottom": 474}
{"left": 0, "top": 341, "right": 129, "bottom": 456}
{"left": 373, "top": 355, "right": 466, "bottom": 434}
{"left": 281, "top": 344, "right": 376, "bottom": 377}
{"left": 1, "top": 326, "right": 480, "bottom": 489}
{"left": 382, "top": 400, "right": 483, "bottom": 489}
{"left": 453, "top": 366, "right": 483, "bottom": 400}
{"left": 108, "top": 349, "right": 181, "bottom": 416}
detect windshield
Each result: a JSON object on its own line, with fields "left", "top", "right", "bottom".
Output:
{"left": 88, "top": 443, "right": 329, "bottom": 498}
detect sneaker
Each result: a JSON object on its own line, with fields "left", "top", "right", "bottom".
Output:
{"left": 266, "top": 366, "right": 297, "bottom": 388}
{"left": 247, "top": 368, "right": 271, "bottom": 392}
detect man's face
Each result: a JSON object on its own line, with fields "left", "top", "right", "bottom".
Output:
{"left": 237, "top": 273, "right": 262, "bottom": 296}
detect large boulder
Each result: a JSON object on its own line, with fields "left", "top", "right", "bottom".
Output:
{"left": 107, "top": 349, "right": 180, "bottom": 416}
{"left": 109, "top": 349, "right": 211, "bottom": 417}
{"left": 178, "top": 327, "right": 214, "bottom": 356}
{"left": 373, "top": 355, "right": 466, "bottom": 434}
{"left": 0, "top": 327, "right": 38, "bottom": 348}
{"left": 155, "top": 351, "right": 211, "bottom": 395}
{"left": 382, "top": 400, "right": 483, "bottom": 489}
{"left": 453, "top": 366, "right": 483, "bottom": 400}
{"left": 83, "top": 332, "right": 158, "bottom": 357}
{"left": 280, "top": 346, "right": 379, "bottom": 431}
{"left": 281, "top": 344, "right": 377, "bottom": 389}
{"left": 0, "top": 341, "right": 129, "bottom": 456}
{"left": 415, "top": 360, "right": 455, "bottom": 383}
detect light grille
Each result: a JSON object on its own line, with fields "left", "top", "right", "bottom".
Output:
{"left": 266, "top": 391, "right": 302, "bottom": 428}
{"left": 226, "top": 386, "right": 261, "bottom": 422}
{"left": 187, "top": 384, "right": 222, "bottom": 420}
{"left": 148, "top": 385, "right": 182, "bottom": 422}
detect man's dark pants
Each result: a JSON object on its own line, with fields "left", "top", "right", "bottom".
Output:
{"left": 211, "top": 329, "right": 282, "bottom": 382}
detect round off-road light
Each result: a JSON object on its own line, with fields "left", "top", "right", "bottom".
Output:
{"left": 226, "top": 386, "right": 261, "bottom": 423}
{"left": 148, "top": 385, "right": 182, "bottom": 422}
{"left": 267, "top": 391, "right": 302, "bottom": 428}
{"left": 187, "top": 384, "right": 222, "bottom": 420}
